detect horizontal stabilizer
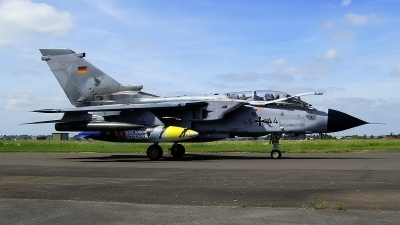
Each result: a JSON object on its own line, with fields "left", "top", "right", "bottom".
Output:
{"left": 39, "top": 48, "right": 76, "bottom": 56}
{"left": 21, "top": 120, "right": 62, "bottom": 125}
{"left": 32, "top": 109, "right": 63, "bottom": 113}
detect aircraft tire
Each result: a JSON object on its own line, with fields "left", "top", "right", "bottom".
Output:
{"left": 171, "top": 144, "right": 185, "bottom": 158}
{"left": 271, "top": 150, "right": 281, "bottom": 159}
{"left": 147, "top": 144, "right": 163, "bottom": 160}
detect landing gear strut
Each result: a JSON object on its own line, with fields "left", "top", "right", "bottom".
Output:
{"left": 147, "top": 143, "right": 163, "bottom": 160}
{"left": 270, "top": 133, "right": 282, "bottom": 159}
{"left": 169, "top": 143, "right": 185, "bottom": 158}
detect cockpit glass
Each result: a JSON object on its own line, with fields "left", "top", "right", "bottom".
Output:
{"left": 226, "top": 90, "right": 312, "bottom": 107}
{"left": 227, "top": 90, "right": 288, "bottom": 100}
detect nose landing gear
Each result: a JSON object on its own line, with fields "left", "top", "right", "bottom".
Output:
{"left": 270, "top": 133, "right": 282, "bottom": 159}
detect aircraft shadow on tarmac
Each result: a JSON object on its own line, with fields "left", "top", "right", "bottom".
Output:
{"left": 64, "top": 154, "right": 372, "bottom": 163}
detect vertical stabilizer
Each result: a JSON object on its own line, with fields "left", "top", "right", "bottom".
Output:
{"left": 40, "top": 48, "right": 122, "bottom": 107}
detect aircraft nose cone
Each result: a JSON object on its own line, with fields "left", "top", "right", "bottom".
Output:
{"left": 327, "top": 109, "right": 368, "bottom": 133}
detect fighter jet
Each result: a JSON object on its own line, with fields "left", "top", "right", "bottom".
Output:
{"left": 28, "top": 48, "right": 369, "bottom": 160}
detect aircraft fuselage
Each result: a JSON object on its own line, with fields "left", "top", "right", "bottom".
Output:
{"left": 33, "top": 48, "right": 369, "bottom": 159}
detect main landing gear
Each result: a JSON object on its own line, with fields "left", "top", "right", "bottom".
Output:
{"left": 169, "top": 143, "right": 186, "bottom": 158}
{"left": 146, "top": 143, "right": 186, "bottom": 160}
{"left": 270, "top": 133, "right": 282, "bottom": 159}
{"left": 147, "top": 144, "right": 163, "bottom": 160}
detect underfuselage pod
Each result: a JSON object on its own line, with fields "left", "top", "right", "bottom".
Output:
{"left": 75, "top": 125, "right": 199, "bottom": 143}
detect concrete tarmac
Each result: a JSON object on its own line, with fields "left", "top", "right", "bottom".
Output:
{"left": 0, "top": 151, "right": 399, "bottom": 224}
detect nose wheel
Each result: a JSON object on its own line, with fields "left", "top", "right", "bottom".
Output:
{"left": 271, "top": 150, "right": 282, "bottom": 159}
{"left": 270, "top": 133, "right": 282, "bottom": 159}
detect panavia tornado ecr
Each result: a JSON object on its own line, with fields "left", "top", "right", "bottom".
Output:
{"left": 28, "top": 48, "right": 370, "bottom": 160}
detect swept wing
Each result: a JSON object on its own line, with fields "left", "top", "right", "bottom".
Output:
{"left": 33, "top": 101, "right": 209, "bottom": 113}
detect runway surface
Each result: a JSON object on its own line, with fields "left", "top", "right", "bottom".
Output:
{"left": 1, "top": 151, "right": 399, "bottom": 224}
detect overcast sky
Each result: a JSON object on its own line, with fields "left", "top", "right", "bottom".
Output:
{"left": 0, "top": 0, "right": 399, "bottom": 136}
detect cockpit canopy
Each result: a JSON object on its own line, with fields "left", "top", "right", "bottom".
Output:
{"left": 226, "top": 90, "right": 312, "bottom": 107}
{"left": 227, "top": 90, "right": 289, "bottom": 101}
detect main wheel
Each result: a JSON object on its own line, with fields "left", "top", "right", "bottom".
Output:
{"left": 170, "top": 144, "right": 185, "bottom": 158}
{"left": 271, "top": 150, "right": 281, "bottom": 159}
{"left": 147, "top": 144, "right": 163, "bottom": 160}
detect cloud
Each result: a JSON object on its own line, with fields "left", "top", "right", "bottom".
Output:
{"left": 119, "top": 72, "right": 133, "bottom": 77}
{"left": 86, "top": 0, "right": 127, "bottom": 21}
{"left": 12, "top": 69, "right": 41, "bottom": 76}
{"left": 126, "top": 37, "right": 156, "bottom": 50}
{"left": 218, "top": 64, "right": 329, "bottom": 85}
{"left": 312, "top": 97, "right": 376, "bottom": 116}
{"left": 216, "top": 71, "right": 294, "bottom": 82}
{"left": 268, "top": 58, "right": 287, "bottom": 66}
{"left": 254, "top": 58, "right": 287, "bottom": 66}
{"left": 389, "top": 62, "right": 400, "bottom": 77}
{"left": 281, "top": 67, "right": 299, "bottom": 74}
{"left": 0, "top": 0, "right": 74, "bottom": 46}
{"left": 304, "top": 65, "right": 330, "bottom": 75}
{"left": 341, "top": 0, "right": 351, "bottom": 7}
{"left": 344, "top": 13, "right": 384, "bottom": 26}
{"left": 317, "top": 49, "right": 337, "bottom": 60}
{"left": 0, "top": 90, "right": 71, "bottom": 134}
{"left": 267, "top": 85, "right": 323, "bottom": 95}
{"left": 328, "top": 33, "right": 354, "bottom": 41}
{"left": 321, "top": 3, "right": 335, "bottom": 9}
{"left": 321, "top": 21, "right": 335, "bottom": 28}
{"left": 253, "top": 58, "right": 287, "bottom": 67}
{"left": 0, "top": 90, "right": 68, "bottom": 111}
{"left": 344, "top": 13, "right": 368, "bottom": 26}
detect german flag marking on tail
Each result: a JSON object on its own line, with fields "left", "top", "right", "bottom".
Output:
{"left": 77, "top": 67, "right": 87, "bottom": 74}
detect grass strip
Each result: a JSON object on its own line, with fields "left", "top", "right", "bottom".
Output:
{"left": 0, "top": 139, "right": 399, "bottom": 153}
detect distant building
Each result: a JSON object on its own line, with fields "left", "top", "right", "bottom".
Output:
{"left": 2, "top": 135, "right": 18, "bottom": 140}
{"left": 282, "top": 133, "right": 306, "bottom": 140}
{"left": 36, "top": 135, "right": 52, "bottom": 140}
{"left": 52, "top": 133, "right": 69, "bottom": 141}
{"left": 18, "top": 135, "right": 32, "bottom": 140}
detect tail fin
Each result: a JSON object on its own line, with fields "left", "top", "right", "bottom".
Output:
{"left": 39, "top": 49, "right": 143, "bottom": 107}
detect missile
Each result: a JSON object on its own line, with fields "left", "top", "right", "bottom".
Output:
{"left": 75, "top": 125, "right": 199, "bottom": 143}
